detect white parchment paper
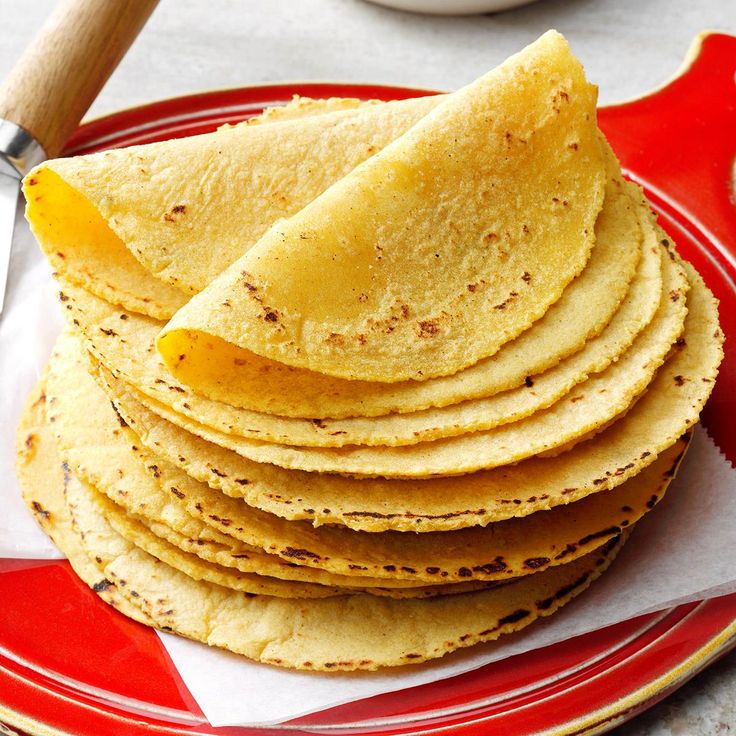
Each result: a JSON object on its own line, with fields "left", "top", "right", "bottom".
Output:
{"left": 2, "top": 214, "right": 735, "bottom": 726}
{"left": 0, "top": 207, "right": 63, "bottom": 559}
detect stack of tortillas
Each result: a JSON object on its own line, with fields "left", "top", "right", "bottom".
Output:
{"left": 16, "top": 31, "right": 723, "bottom": 672}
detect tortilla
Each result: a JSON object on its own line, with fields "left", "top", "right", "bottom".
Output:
{"left": 116, "top": 509, "right": 509, "bottom": 599}
{"left": 144, "top": 180, "right": 653, "bottom": 420}
{"left": 107, "top": 260, "right": 720, "bottom": 531}
{"left": 221, "top": 95, "right": 383, "bottom": 128}
{"left": 17, "top": 392, "right": 440, "bottom": 606}
{"left": 71, "top": 474, "right": 497, "bottom": 599}
{"left": 159, "top": 32, "right": 605, "bottom": 382}
{"left": 125, "top": 428, "right": 688, "bottom": 582}
{"left": 98, "top": 524, "right": 630, "bottom": 670}
{"left": 65, "top": 479, "right": 349, "bottom": 599}
{"left": 25, "top": 96, "right": 441, "bottom": 318}
{"left": 121, "top": 247, "right": 687, "bottom": 477}
{"left": 48, "top": 338, "right": 513, "bottom": 593}
{"left": 35, "top": 375, "right": 613, "bottom": 666}
{"left": 15, "top": 380, "right": 153, "bottom": 625}
{"left": 45, "top": 327, "right": 688, "bottom": 583}
{"left": 23, "top": 98, "right": 388, "bottom": 320}
{"left": 45, "top": 340, "right": 449, "bottom": 590}
{"left": 98, "top": 227, "right": 656, "bottom": 448}
{"left": 59, "top": 176, "right": 653, "bottom": 446}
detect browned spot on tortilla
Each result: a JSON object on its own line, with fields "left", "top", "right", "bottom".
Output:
{"left": 578, "top": 526, "right": 621, "bottom": 546}
{"left": 499, "top": 609, "right": 530, "bottom": 626}
{"left": 31, "top": 501, "right": 50, "bottom": 519}
{"left": 524, "top": 557, "right": 551, "bottom": 570}
{"left": 282, "top": 547, "right": 321, "bottom": 561}
{"left": 493, "top": 291, "right": 518, "bottom": 311}
{"left": 537, "top": 572, "right": 591, "bottom": 610}
{"left": 417, "top": 320, "right": 439, "bottom": 337}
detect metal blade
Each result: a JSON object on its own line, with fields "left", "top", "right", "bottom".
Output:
{"left": 0, "top": 121, "right": 47, "bottom": 318}
{"left": 0, "top": 169, "right": 22, "bottom": 317}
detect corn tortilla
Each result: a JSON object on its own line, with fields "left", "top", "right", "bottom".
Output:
{"left": 116, "top": 508, "right": 509, "bottom": 599}
{"left": 15, "top": 382, "right": 153, "bottom": 625}
{"left": 65, "top": 478, "right": 348, "bottom": 599}
{"left": 25, "top": 96, "right": 440, "bottom": 317}
{"left": 79, "top": 493, "right": 631, "bottom": 670}
{"left": 105, "top": 261, "right": 720, "bottom": 531}
{"left": 104, "top": 530, "right": 629, "bottom": 670}
{"left": 45, "top": 329, "right": 682, "bottom": 583}
{"left": 126, "top": 176, "right": 648, "bottom": 419}
{"left": 95, "top": 224, "right": 657, "bottom": 448}
{"left": 58, "top": 175, "right": 653, "bottom": 447}
{"left": 125, "top": 247, "right": 687, "bottom": 477}
{"left": 221, "top": 95, "right": 382, "bottom": 127}
{"left": 46, "top": 340, "right": 452, "bottom": 590}
{"left": 120, "top": 421, "right": 689, "bottom": 583}
{"left": 159, "top": 32, "right": 605, "bottom": 382}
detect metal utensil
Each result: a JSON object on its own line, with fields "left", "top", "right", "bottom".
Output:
{"left": 0, "top": 0, "right": 159, "bottom": 316}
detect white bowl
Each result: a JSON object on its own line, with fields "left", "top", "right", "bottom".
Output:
{"left": 365, "top": 0, "right": 540, "bottom": 15}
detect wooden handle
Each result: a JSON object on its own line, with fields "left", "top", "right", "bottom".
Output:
{"left": 0, "top": 0, "right": 159, "bottom": 158}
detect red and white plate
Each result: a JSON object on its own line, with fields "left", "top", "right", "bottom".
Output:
{"left": 1, "top": 31, "right": 734, "bottom": 736}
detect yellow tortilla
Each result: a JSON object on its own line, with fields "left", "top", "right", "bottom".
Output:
{"left": 45, "top": 337, "right": 449, "bottom": 590}
{"left": 126, "top": 248, "right": 687, "bottom": 477}
{"left": 31, "top": 382, "right": 622, "bottom": 670}
{"left": 49, "top": 328, "right": 687, "bottom": 597}
{"left": 65, "top": 478, "right": 350, "bottom": 599}
{"left": 117, "top": 508, "right": 508, "bottom": 599}
{"left": 96, "top": 525, "right": 630, "bottom": 670}
{"left": 159, "top": 32, "right": 605, "bottom": 382}
{"left": 18, "top": 392, "right": 463, "bottom": 609}
{"left": 45, "top": 328, "right": 688, "bottom": 584}
{"left": 106, "top": 260, "right": 721, "bottom": 530}
{"left": 15, "top": 381, "right": 153, "bottom": 625}
{"left": 91, "top": 225, "right": 657, "bottom": 448}
{"left": 58, "top": 175, "right": 652, "bottom": 446}
{"left": 117, "top": 177, "right": 648, "bottom": 419}
{"left": 25, "top": 95, "right": 440, "bottom": 318}
{"left": 218, "top": 95, "right": 382, "bottom": 128}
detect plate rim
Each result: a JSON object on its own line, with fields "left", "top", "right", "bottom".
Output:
{"left": 5, "top": 31, "right": 736, "bottom": 736}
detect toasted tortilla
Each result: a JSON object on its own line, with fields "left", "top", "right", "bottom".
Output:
{"left": 159, "top": 32, "right": 605, "bottom": 382}
{"left": 98, "top": 526, "right": 630, "bottom": 670}
{"left": 121, "top": 246, "right": 687, "bottom": 477}
{"left": 91, "top": 177, "right": 649, "bottom": 420}
{"left": 15, "top": 380, "right": 153, "bottom": 625}
{"left": 104, "top": 260, "right": 721, "bottom": 530}
{"left": 59, "top": 175, "right": 653, "bottom": 447}
{"left": 92, "top": 219, "right": 655, "bottom": 448}
{"left": 25, "top": 95, "right": 440, "bottom": 318}
{"left": 68, "top": 469, "right": 630, "bottom": 670}
{"left": 46, "top": 327, "right": 688, "bottom": 583}
{"left": 65, "top": 478, "right": 346, "bottom": 599}
{"left": 33, "top": 380, "right": 619, "bottom": 670}
{"left": 45, "top": 338, "right": 446, "bottom": 590}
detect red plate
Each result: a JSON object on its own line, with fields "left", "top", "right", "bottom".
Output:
{"left": 2, "top": 32, "right": 735, "bottom": 736}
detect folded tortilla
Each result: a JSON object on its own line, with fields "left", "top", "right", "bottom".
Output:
{"left": 158, "top": 31, "right": 605, "bottom": 382}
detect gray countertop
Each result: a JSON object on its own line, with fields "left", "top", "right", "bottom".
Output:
{"left": 1, "top": 0, "right": 734, "bottom": 733}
